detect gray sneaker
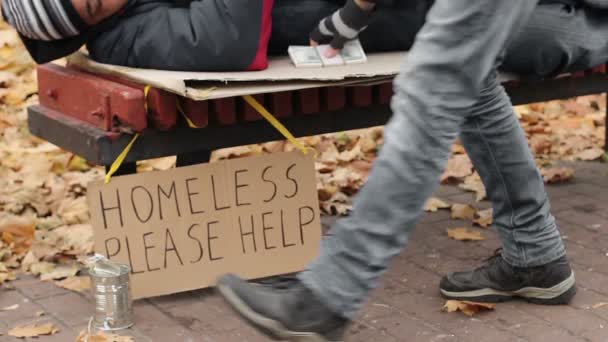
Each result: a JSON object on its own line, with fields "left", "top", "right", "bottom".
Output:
{"left": 217, "top": 274, "right": 348, "bottom": 341}
{"left": 440, "top": 252, "right": 576, "bottom": 305}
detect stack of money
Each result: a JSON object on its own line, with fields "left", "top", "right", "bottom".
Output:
{"left": 288, "top": 39, "right": 368, "bottom": 68}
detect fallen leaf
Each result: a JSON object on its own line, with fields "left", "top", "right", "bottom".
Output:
{"left": 451, "top": 143, "right": 466, "bottom": 154}
{"left": 0, "top": 217, "right": 36, "bottom": 254}
{"left": 337, "top": 145, "right": 362, "bottom": 163}
{"left": 450, "top": 204, "right": 476, "bottom": 220}
{"left": 76, "top": 330, "right": 135, "bottom": 342}
{"left": 55, "top": 276, "right": 91, "bottom": 293}
{"left": 576, "top": 148, "right": 605, "bottom": 161}
{"left": 320, "top": 192, "right": 352, "bottom": 216}
{"left": 447, "top": 228, "right": 485, "bottom": 241}
{"left": 57, "top": 197, "right": 90, "bottom": 225}
{"left": 0, "top": 271, "right": 15, "bottom": 284}
{"left": 1, "top": 304, "right": 18, "bottom": 311}
{"left": 137, "top": 156, "right": 176, "bottom": 172}
{"left": 40, "top": 263, "right": 80, "bottom": 281}
{"left": 66, "top": 155, "right": 92, "bottom": 172}
{"left": 262, "top": 141, "right": 286, "bottom": 154}
{"left": 443, "top": 300, "right": 496, "bottom": 316}
{"left": 592, "top": 302, "right": 608, "bottom": 309}
{"left": 459, "top": 172, "right": 486, "bottom": 202}
{"left": 348, "top": 160, "right": 373, "bottom": 181}
{"left": 424, "top": 198, "right": 451, "bottom": 212}
{"left": 359, "top": 135, "right": 378, "bottom": 153}
{"left": 8, "top": 323, "right": 59, "bottom": 338}
{"left": 53, "top": 224, "right": 94, "bottom": 255}
{"left": 541, "top": 167, "right": 575, "bottom": 184}
{"left": 441, "top": 154, "right": 473, "bottom": 183}
{"left": 20, "top": 250, "right": 39, "bottom": 272}
{"left": 30, "top": 262, "right": 56, "bottom": 277}
{"left": 473, "top": 208, "right": 493, "bottom": 228}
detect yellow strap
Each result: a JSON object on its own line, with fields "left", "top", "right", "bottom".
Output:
{"left": 176, "top": 99, "right": 203, "bottom": 129}
{"left": 143, "top": 85, "right": 151, "bottom": 113}
{"left": 176, "top": 87, "right": 216, "bottom": 129}
{"left": 104, "top": 134, "right": 140, "bottom": 184}
{"left": 242, "top": 95, "right": 316, "bottom": 156}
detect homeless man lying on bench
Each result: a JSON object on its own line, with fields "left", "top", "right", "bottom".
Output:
{"left": 3, "top": 0, "right": 608, "bottom": 78}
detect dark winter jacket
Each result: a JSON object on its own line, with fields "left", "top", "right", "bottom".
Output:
{"left": 14, "top": 0, "right": 274, "bottom": 71}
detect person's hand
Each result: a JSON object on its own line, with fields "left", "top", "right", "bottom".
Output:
{"left": 309, "top": 0, "right": 375, "bottom": 58}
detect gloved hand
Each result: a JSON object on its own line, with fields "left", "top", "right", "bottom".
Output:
{"left": 309, "top": 0, "right": 376, "bottom": 57}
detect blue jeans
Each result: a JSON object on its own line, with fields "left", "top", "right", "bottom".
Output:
{"left": 298, "top": 0, "right": 566, "bottom": 319}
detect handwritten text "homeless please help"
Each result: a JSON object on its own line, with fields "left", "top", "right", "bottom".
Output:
{"left": 87, "top": 152, "right": 322, "bottom": 299}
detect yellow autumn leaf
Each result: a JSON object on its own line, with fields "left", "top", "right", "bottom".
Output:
{"left": 0, "top": 304, "right": 18, "bottom": 311}
{"left": 443, "top": 300, "right": 496, "bottom": 316}
{"left": 424, "top": 197, "right": 451, "bottom": 212}
{"left": 447, "top": 227, "right": 485, "bottom": 241}
{"left": 55, "top": 276, "right": 91, "bottom": 293}
{"left": 592, "top": 302, "right": 608, "bottom": 309}
{"left": 8, "top": 323, "right": 59, "bottom": 338}
{"left": 473, "top": 208, "right": 493, "bottom": 228}
{"left": 450, "top": 204, "right": 476, "bottom": 220}
{"left": 441, "top": 154, "right": 473, "bottom": 183}
{"left": 541, "top": 167, "right": 575, "bottom": 184}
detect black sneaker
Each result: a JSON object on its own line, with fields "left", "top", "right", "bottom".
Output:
{"left": 217, "top": 274, "right": 349, "bottom": 341}
{"left": 439, "top": 251, "right": 576, "bottom": 305}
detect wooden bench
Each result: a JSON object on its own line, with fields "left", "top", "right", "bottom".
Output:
{"left": 27, "top": 63, "right": 608, "bottom": 175}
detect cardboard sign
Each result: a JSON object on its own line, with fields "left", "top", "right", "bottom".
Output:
{"left": 87, "top": 152, "right": 322, "bottom": 299}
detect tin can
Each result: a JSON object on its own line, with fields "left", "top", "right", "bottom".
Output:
{"left": 89, "top": 256, "right": 134, "bottom": 331}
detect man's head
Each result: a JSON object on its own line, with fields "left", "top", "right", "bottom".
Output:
{"left": 1, "top": 0, "right": 128, "bottom": 41}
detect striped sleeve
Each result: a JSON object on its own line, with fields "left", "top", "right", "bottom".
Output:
{"left": 1, "top": 0, "right": 87, "bottom": 41}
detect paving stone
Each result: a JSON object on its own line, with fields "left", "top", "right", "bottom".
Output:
{"left": 148, "top": 290, "right": 206, "bottom": 310}
{"left": 347, "top": 323, "right": 399, "bottom": 342}
{"left": 517, "top": 303, "right": 607, "bottom": 337}
{"left": 571, "top": 265, "right": 608, "bottom": 297}
{"left": 11, "top": 276, "right": 69, "bottom": 301}
{"left": 36, "top": 292, "right": 93, "bottom": 328}
{"left": 550, "top": 193, "right": 599, "bottom": 213}
{"left": 133, "top": 301, "right": 200, "bottom": 342}
{"left": 0, "top": 290, "right": 45, "bottom": 326}
{"left": 159, "top": 294, "right": 246, "bottom": 336}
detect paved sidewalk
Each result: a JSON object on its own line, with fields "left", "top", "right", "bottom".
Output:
{"left": 1, "top": 161, "right": 608, "bottom": 342}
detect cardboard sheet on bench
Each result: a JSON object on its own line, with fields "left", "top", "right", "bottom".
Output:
{"left": 66, "top": 52, "right": 404, "bottom": 100}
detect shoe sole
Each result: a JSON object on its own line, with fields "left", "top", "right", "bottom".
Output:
{"left": 440, "top": 272, "right": 576, "bottom": 305}
{"left": 217, "top": 283, "right": 337, "bottom": 342}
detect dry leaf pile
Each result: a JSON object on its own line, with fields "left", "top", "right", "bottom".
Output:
{"left": 0, "top": 21, "right": 101, "bottom": 287}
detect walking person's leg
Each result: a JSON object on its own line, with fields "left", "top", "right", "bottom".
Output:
{"left": 216, "top": 1, "right": 564, "bottom": 340}
{"left": 439, "top": 73, "right": 575, "bottom": 303}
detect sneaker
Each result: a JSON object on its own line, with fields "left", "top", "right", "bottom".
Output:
{"left": 217, "top": 274, "right": 349, "bottom": 341}
{"left": 439, "top": 251, "right": 576, "bottom": 305}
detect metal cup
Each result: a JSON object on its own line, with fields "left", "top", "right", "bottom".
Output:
{"left": 89, "top": 257, "right": 134, "bottom": 331}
